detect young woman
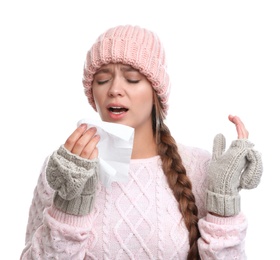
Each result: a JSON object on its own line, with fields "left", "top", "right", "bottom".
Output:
{"left": 21, "top": 25, "right": 263, "bottom": 260}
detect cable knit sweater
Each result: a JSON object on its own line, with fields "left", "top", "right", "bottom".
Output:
{"left": 21, "top": 144, "right": 247, "bottom": 259}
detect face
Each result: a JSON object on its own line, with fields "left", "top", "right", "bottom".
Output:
{"left": 92, "top": 63, "right": 154, "bottom": 131}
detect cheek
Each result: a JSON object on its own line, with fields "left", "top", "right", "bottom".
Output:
{"left": 143, "top": 95, "right": 154, "bottom": 109}
{"left": 135, "top": 89, "right": 154, "bottom": 113}
{"left": 91, "top": 89, "right": 102, "bottom": 111}
{"left": 142, "top": 88, "right": 154, "bottom": 106}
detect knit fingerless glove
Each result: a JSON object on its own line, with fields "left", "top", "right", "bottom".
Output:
{"left": 206, "top": 134, "right": 263, "bottom": 216}
{"left": 46, "top": 145, "right": 99, "bottom": 216}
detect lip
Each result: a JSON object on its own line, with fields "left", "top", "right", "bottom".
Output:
{"left": 106, "top": 103, "right": 129, "bottom": 120}
{"left": 106, "top": 103, "right": 128, "bottom": 109}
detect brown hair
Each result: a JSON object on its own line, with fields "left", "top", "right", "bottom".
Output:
{"left": 153, "top": 94, "right": 201, "bottom": 260}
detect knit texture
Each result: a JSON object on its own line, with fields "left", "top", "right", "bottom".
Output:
{"left": 206, "top": 134, "right": 263, "bottom": 216}
{"left": 82, "top": 25, "right": 170, "bottom": 117}
{"left": 21, "top": 144, "right": 248, "bottom": 259}
{"left": 46, "top": 145, "right": 99, "bottom": 215}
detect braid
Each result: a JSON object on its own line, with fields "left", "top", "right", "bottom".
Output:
{"left": 158, "top": 124, "right": 200, "bottom": 260}
{"left": 152, "top": 95, "right": 201, "bottom": 260}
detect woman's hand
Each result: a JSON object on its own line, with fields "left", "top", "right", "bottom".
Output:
{"left": 228, "top": 115, "right": 249, "bottom": 139}
{"left": 64, "top": 124, "right": 100, "bottom": 160}
{"left": 206, "top": 115, "right": 263, "bottom": 216}
{"left": 46, "top": 123, "right": 100, "bottom": 215}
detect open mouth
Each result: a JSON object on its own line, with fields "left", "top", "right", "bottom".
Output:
{"left": 108, "top": 106, "right": 129, "bottom": 114}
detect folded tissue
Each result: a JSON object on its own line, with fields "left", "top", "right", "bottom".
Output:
{"left": 77, "top": 119, "right": 134, "bottom": 187}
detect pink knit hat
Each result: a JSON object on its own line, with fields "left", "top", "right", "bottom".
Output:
{"left": 82, "top": 25, "right": 170, "bottom": 117}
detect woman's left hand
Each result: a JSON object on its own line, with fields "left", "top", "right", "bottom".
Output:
{"left": 206, "top": 115, "right": 263, "bottom": 217}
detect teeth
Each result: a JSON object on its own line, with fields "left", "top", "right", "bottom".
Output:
{"left": 112, "top": 111, "right": 122, "bottom": 114}
{"left": 109, "top": 106, "right": 127, "bottom": 114}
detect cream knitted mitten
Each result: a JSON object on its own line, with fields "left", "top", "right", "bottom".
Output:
{"left": 206, "top": 134, "right": 263, "bottom": 216}
{"left": 46, "top": 145, "right": 99, "bottom": 216}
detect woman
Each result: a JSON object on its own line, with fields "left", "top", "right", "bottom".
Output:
{"left": 21, "top": 25, "right": 262, "bottom": 259}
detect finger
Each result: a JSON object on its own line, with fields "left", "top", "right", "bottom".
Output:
{"left": 89, "top": 146, "right": 99, "bottom": 160}
{"left": 70, "top": 127, "right": 98, "bottom": 156}
{"left": 240, "top": 149, "right": 263, "bottom": 189}
{"left": 64, "top": 124, "right": 87, "bottom": 151}
{"left": 228, "top": 115, "right": 249, "bottom": 139}
{"left": 80, "top": 134, "right": 100, "bottom": 159}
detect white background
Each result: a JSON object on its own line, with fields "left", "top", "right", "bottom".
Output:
{"left": 0, "top": 0, "right": 279, "bottom": 259}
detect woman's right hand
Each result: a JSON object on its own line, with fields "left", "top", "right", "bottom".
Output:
{"left": 64, "top": 124, "right": 100, "bottom": 160}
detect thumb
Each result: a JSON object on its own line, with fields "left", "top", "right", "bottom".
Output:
{"left": 240, "top": 149, "right": 263, "bottom": 189}
{"left": 212, "top": 133, "right": 226, "bottom": 160}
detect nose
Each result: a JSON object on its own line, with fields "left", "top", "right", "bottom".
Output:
{"left": 108, "top": 76, "right": 125, "bottom": 97}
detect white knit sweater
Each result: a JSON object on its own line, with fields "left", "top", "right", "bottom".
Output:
{"left": 21, "top": 144, "right": 247, "bottom": 259}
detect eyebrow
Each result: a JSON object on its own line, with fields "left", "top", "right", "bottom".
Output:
{"left": 120, "top": 65, "right": 139, "bottom": 72}
{"left": 95, "top": 68, "right": 111, "bottom": 75}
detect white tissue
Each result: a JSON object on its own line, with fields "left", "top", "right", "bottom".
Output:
{"left": 77, "top": 119, "right": 134, "bottom": 187}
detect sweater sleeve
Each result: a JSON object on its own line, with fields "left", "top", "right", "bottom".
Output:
{"left": 20, "top": 156, "right": 95, "bottom": 260}
{"left": 198, "top": 209, "right": 248, "bottom": 259}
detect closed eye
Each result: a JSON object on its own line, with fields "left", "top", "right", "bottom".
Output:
{"left": 127, "top": 79, "right": 140, "bottom": 84}
{"left": 97, "top": 79, "right": 110, "bottom": 85}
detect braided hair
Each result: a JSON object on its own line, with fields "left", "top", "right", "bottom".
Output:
{"left": 153, "top": 94, "right": 201, "bottom": 260}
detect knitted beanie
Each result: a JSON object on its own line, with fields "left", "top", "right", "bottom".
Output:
{"left": 82, "top": 25, "right": 170, "bottom": 117}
